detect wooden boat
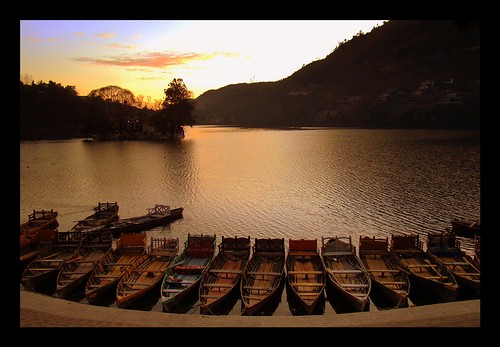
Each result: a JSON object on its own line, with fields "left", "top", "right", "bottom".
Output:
{"left": 285, "top": 239, "right": 326, "bottom": 315}
{"left": 20, "top": 209, "right": 59, "bottom": 237}
{"left": 321, "top": 236, "right": 371, "bottom": 312}
{"left": 55, "top": 231, "right": 113, "bottom": 299}
{"left": 450, "top": 218, "right": 480, "bottom": 237}
{"left": 103, "top": 205, "right": 183, "bottom": 237}
{"left": 473, "top": 234, "right": 480, "bottom": 266}
{"left": 240, "top": 238, "right": 285, "bottom": 315}
{"left": 358, "top": 236, "right": 410, "bottom": 309}
{"left": 21, "top": 231, "right": 84, "bottom": 292}
{"left": 20, "top": 228, "right": 58, "bottom": 276}
{"left": 199, "top": 236, "right": 251, "bottom": 315}
{"left": 85, "top": 232, "right": 146, "bottom": 304}
{"left": 116, "top": 237, "right": 179, "bottom": 309}
{"left": 390, "top": 233, "right": 460, "bottom": 303}
{"left": 72, "top": 202, "right": 119, "bottom": 232}
{"left": 426, "top": 231, "right": 480, "bottom": 299}
{"left": 160, "top": 233, "right": 216, "bottom": 313}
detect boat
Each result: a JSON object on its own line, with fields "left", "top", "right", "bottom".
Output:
{"left": 20, "top": 209, "right": 59, "bottom": 261}
{"left": 160, "top": 233, "right": 216, "bottom": 313}
{"left": 450, "top": 218, "right": 480, "bottom": 237}
{"left": 358, "top": 236, "right": 410, "bottom": 309}
{"left": 20, "top": 209, "right": 59, "bottom": 238}
{"left": 103, "top": 204, "right": 183, "bottom": 237}
{"left": 21, "top": 231, "right": 84, "bottom": 292}
{"left": 55, "top": 231, "right": 113, "bottom": 299}
{"left": 72, "top": 202, "right": 119, "bottom": 232}
{"left": 473, "top": 234, "right": 480, "bottom": 265}
{"left": 116, "top": 237, "right": 179, "bottom": 309}
{"left": 240, "top": 238, "right": 285, "bottom": 315}
{"left": 20, "top": 228, "right": 58, "bottom": 276}
{"left": 199, "top": 236, "right": 251, "bottom": 315}
{"left": 85, "top": 232, "right": 146, "bottom": 304}
{"left": 285, "top": 239, "right": 326, "bottom": 315}
{"left": 390, "top": 233, "right": 460, "bottom": 304}
{"left": 321, "top": 236, "right": 371, "bottom": 312}
{"left": 426, "top": 231, "right": 480, "bottom": 299}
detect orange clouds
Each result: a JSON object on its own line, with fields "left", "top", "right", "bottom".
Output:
{"left": 74, "top": 51, "right": 238, "bottom": 68}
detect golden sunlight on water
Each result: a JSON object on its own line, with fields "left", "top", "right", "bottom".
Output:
{"left": 21, "top": 127, "right": 480, "bottom": 252}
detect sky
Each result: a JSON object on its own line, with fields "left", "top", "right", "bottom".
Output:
{"left": 20, "top": 20, "right": 386, "bottom": 102}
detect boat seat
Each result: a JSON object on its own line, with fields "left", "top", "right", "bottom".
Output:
{"left": 323, "top": 251, "right": 353, "bottom": 256}
{"left": 288, "top": 252, "right": 315, "bottom": 256}
{"left": 341, "top": 283, "right": 369, "bottom": 288}
{"left": 328, "top": 269, "right": 362, "bottom": 274}
{"left": 368, "top": 269, "right": 400, "bottom": 273}
{"left": 122, "top": 282, "right": 151, "bottom": 286}
{"left": 243, "top": 285, "right": 272, "bottom": 291}
{"left": 162, "top": 289, "right": 183, "bottom": 293}
{"left": 133, "top": 269, "right": 165, "bottom": 273}
{"left": 288, "top": 270, "right": 323, "bottom": 275}
{"left": 379, "top": 281, "right": 407, "bottom": 285}
{"left": 246, "top": 271, "right": 282, "bottom": 276}
{"left": 202, "top": 283, "right": 234, "bottom": 288}
{"left": 200, "top": 294, "right": 223, "bottom": 299}
{"left": 209, "top": 269, "right": 242, "bottom": 274}
{"left": 290, "top": 282, "right": 323, "bottom": 286}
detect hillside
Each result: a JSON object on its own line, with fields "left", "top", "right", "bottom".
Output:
{"left": 194, "top": 20, "right": 480, "bottom": 129}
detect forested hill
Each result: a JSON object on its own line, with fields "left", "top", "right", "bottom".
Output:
{"left": 194, "top": 20, "right": 480, "bottom": 129}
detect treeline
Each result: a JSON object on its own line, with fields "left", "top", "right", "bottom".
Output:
{"left": 20, "top": 81, "right": 157, "bottom": 140}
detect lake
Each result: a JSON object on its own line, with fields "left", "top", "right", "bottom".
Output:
{"left": 20, "top": 126, "right": 480, "bottom": 314}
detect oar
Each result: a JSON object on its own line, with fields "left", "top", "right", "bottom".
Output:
{"left": 423, "top": 259, "right": 444, "bottom": 278}
{"left": 165, "top": 258, "right": 189, "bottom": 271}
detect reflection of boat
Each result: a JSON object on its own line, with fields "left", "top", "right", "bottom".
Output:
{"left": 450, "top": 218, "right": 480, "bottom": 237}
{"left": 116, "top": 237, "right": 179, "bottom": 309}
{"left": 359, "top": 236, "right": 410, "bottom": 310}
{"left": 390, "top": 233, "right": 459, "bottom": 304}
{"left": 199, "top": 236, "right": 251, "bottom": 315}
{"left": 55, "top": 231, "right": 113, "bottom": 299}
{"left": 160, "top": 233, "right": 216, "bottom": 313}
{"left": 321, "top": 236, "right": 371, "bottom": 312}
{"left": 21, "top": 231, "right": 84, "bottom": 292}
{"left": 240, "top": 238, "right": 285, "bottom": 315}
{"left": 285, "top": 239, "right": 326, "bottom": 315}
{"left": 85, "top": 232, "right": 146, "bottom": 304}
{"left": 103, "top": 205, "right": 183, "bottom": 237}
{"left": 72, "top": 202, "right": 119, "bottom": 232}
{"left": 427, "top": 231, "right": 480, "bottom": 299}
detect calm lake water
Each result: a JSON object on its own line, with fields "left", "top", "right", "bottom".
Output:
{"left": 20, "top": 126, "right": 480, "bottom": 314}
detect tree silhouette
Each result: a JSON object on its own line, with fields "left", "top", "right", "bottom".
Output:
{"left": 154, "top": 78, "right": 196, "bottom": 138}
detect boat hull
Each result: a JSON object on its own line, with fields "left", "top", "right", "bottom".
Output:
{"left": 109, "top": 208, "right": 183, "bottom": 237}
{"left": 240, "top": 238, "right": 285, "bottom": 316}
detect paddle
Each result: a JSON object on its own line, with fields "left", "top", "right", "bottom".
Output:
{"left": 165, "top": 258, "right": 189, "bottom": 271}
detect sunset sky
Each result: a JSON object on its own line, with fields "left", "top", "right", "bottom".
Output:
{"left": 20, "top": 20, "right": 386, "bottom": 101}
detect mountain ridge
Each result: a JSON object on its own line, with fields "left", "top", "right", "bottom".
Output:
{"left": 194, "top": 20, "right": 480, "bottom": 129}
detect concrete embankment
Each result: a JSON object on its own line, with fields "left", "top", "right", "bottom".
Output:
{"left": 20, "top": 290, "right": 480, "bottom": 328}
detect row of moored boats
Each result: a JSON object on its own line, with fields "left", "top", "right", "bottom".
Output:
{"left": 19, "top": 204, "right": 480, "bottom": 315}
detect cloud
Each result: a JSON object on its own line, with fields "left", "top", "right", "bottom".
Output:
{"left": 96, "top": 32, "right": 116, "bottom": 39}
{"left": 105, "top": 43, "right": 138, "bottom": 49}
{"left": 73, "top": 50, "right": 239, "bottom": 68}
